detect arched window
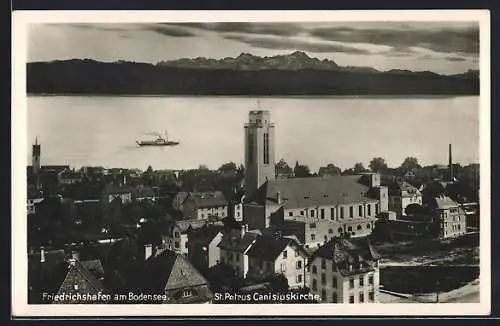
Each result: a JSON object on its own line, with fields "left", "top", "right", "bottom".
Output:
{"left": 367, "top": 224, "right": 371, "bottom": 229}
{"left": 357, "top": 225, "right": 362, "bottom": 230}
{"left": 328, "top": 228, "right": 333, "bottom": 234}
{"left": 347, "top": 226, "right": 352, "bottom": 232}
{"left": 338, "top": 228, "right": 343, "bottom": 233}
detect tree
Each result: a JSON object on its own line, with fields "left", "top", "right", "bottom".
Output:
{"left": 353, "top": 162, "right": 367, "bottom": 174}
{"left": 369, "top": 157, "right": 388, "bottom": 173}
{"left": 318, "top": 163, "right": 341, "bottom": 177}
{"left": 218, "top": 162, "right": 237, "bottom": 172}
{"left": 294, "top": 162, "right": 312, "bottom": 178}
{"left": 275, "top": 158, "right": 293, "bottom": 176}
{"left": 400, "top": 157, "right": 421, "bottom": 173}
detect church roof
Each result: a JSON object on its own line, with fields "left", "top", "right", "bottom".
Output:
{"left": 246, "top": 176, "right": 378, "bottom": 209}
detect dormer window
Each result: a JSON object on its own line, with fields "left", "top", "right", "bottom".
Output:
{"left": 182, "top": 289, "right": 192, "bottom": 297}
{"left": 73, "top": 284, "right": 79, "bottom": 290}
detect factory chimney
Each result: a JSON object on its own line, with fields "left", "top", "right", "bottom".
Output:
{"left": 449, "top": 144, "right": 453, "bottom": 182}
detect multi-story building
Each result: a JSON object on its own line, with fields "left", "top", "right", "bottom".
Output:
{"left": 429, "top": 195, "right": 467, "bottom": 238}
{"left": 27, "top": 188, "right": 44, "bottom": 215}
{"left": 173, "top": 191, "right": 228, "bottom": 220}
{"left": 217, "top": 225, "right": 261, "bottom": 278}
{"left": 101, "top": 184, "right": 133, "bottom": 204}
{"left": 243, "top": 173, "right": 388, "bottom": 235}
{"left": 307, "top": 237, "right": 381, "bottom": 303}
{"left": 187, "top": 224, "right": 224, "bottom": 272}
{"left": 246, "top": 233, "right": 308, "bottom": 288}
{"left": 164, "top": 219, "right": 213, "bottom": 256}
{"left": 387, "top": 180, "right": 422, "bottom": 216}
{"left": 244, "top": 110, "right": 276, "bottom": 197}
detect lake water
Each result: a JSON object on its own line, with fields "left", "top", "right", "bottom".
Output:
{"left": 27, "top": 96, "right": 479, "bottom": 172}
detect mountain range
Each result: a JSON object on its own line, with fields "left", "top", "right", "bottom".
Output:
{"left": 27, "top": 51, "right": 479, "bottom": 96}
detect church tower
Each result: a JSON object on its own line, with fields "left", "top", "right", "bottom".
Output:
{"left": 32, "top": 137, "right": 41, "bottom": 189}
{"left": 244, "top": 109, "right": 275, "bottom": 197}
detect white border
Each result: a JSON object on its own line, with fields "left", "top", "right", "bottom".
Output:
{"left": 12, "top": 10, "right": 491, "bottom": 317}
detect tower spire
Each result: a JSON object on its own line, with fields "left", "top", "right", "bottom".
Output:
{"left": 449, "top": 143, "right": 453, "bottom": 182}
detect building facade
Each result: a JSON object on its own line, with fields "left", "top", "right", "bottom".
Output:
{"left": 187, "top": 225, "right": 224, "bottom": 272}
{"left": 307, "top": 237, "right": 381, "bottom": 303}
{"left": 387, "top": 180, "right": 423, "bottom": 216}
{"left": 173, "top": 191, "right": 228, "bottom": 220}
{"left": 244, "top": 110, "right": 276, "bottom": 197}
{"left": 246, "top": 234, "right": 308, "bottom": 289}
{"left": 218, "top": 225, "right": 260, "bottom": 278}
{"left": 431, "top": 195, "right": 467, "bottom": 238}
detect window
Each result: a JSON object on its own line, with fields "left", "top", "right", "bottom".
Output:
{"left": 367, "top": 224, "right": 371, "bottom": 229}
{"left": 311, "top": 210, "right": 315, "bottom": 217}
{"left": 321, "top": 273, "right": 326, "bottom": 285}
{"left": 359, "top": 292, "right": 364, "bottom": 303}
{"left": 311, "top": 234, "right": 316, "bottom": 241}
{"left": 349, "top": 279, "right": 355, "bottom": 289}
{"left": 340, "top": 207, "right": 344, "bottom": 219}
{"left": 310, "top": 223, "right": 316, "bottom": 229}
{"left": 321, "top": 289, "right": 327, "bottom": 301}
{"left": 332, "top": 292, "right": 338, "bottom": 303}
{"left": 359, "top": 276, "right": 364, "bottom": 286}
{"left": 312, "top": 265, "right": 317, "bottom": 274}
{"left": 331, "top": 208, "right": 335, "bottom": 220}
{"left": 328, "top": 228, "right": 333, "bottom": 234}
{"left": 359, "top": 205, "right": 363, "bottom": 217}
{"left": 349, "top": 206, "right": 354, "bottom": 218}
{"left": 263, "top": 133, "right": 269, "bottom": 164}
{"left": 185, "top": 242, "right": 188, "bottom": 248}
{"left": 375, "top": 204, "right": 379, "bottom": 214}
{"left": 297, "top": 260, "right": 302, "bottom": 269}
{"left": 312, "top": 279, "right": 317, "bottom": 290}
{"left": 174, "top": 231, "right": 180, "bottom": 238}
{"left": 332, "top": 277, "right": 338, "bottom": 288}
{"left": 338, "top": 228, "right": 343, "bottom": 234}
{"left": 357, "top": 225, "right": 362, "bottom": 230}
{"left": 236, "top": 255, "right": 240, "bottom": 262}
{"left": 300, "top": 210, "right": 304, "bottom": 216}
{"left": 182, "top": 289, "right": 192, "bottom": 297}
{"left": 321, "top": 259, "right": 326, "bottom": 269}
{"left": 349, "top": 295, "right": 355, "bottom": 303}
{"left": 368, "top": 275, "right": 374, "bottom": 284}
{"left": 174, "top": 241, "right": 180, "bottom": 249}
{"left": 321, "top": 209, "right": 325, "bottom": 219}
{"left": 283, "top": 250, "right": 288, "bottom": 259}
{"left": 369, "top": 291, "right": 374, "bottom": 302}
{"left": 289, "top": 211, "right": 293, "bottom": 217}
{"left": 347, "top": 226, "right": 353, "bottom": 232}
{"left": 296, "top": 274, "right": 302, "bottom": 283}
{"left": 295, "top": 250, "right": 299, "bottom": 257}
{"left": 367, "top": 204, "right": 372, "bottom": 216}
{"left": 281, "top": 263, "right": 287, "bottom": 272}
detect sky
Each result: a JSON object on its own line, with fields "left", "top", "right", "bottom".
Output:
{"left": 28, "top": 21, "right": 479, "bottom": 75}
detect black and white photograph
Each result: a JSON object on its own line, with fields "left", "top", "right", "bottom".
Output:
{"left": 12, "top": 10, "right": 490, "bottom": 316}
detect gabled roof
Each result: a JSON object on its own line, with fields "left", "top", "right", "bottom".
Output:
{"left": 103, "top": 184, "right": 134, "bottom": 194}
{"left": 430, "top": 195, "right": 459, "bottom": 210}
{"left": 246, "top": 176, "right": 377, "bottom": 209}
{"left": 189, "top": 191, "right": 228, "bottom": 208}
{"left": 218, "top": 229, "right": 261, "bottom": 253}
{"left": 188, "top": 225, "right": 224, "bottom": 246}
{"left": 55, "top": 259, "right": 104, "bottom": 301}
{"left": 80, "top": 259, "right": 105, "bottom": 279}
{"left": 246, "top": 234, "right": 305, "bottom": 261}
{"left": 141, "top": 249, "right": 209, "bottom": 292}
{"left": 310, "top": 237, "right": 381, "bottom": 276}
{"left": 174, "top": 219, "right": 210, "bottom": 233}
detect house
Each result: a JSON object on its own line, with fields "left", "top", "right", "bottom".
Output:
{"left": 164, "top": 219, "right": 215, "bottom": 255}
{"left": 28, "top": 248, "right": 67, "bottom": 303}
{"left": 187, "top": 225, "right": 224, "bottom": 272}
{"left": 101, "top": 184, "right": 133, "bottom": 204}
{"left": 218, "top": 225, "right": 261, "bottom": 278}
{"left": 243, "top": 173, "right": 388, "bottom": 235}
{"left": 57, "top": 168, "right": 83, "bottom": 185}
{"left": 307, "top": 237, "right": 381, "bottom": 303}
{"left": 428, "top": 195, "right": 467, "bottom": 238}
{"left": 139, "top": 249, "right": 213, "bottom": 303}
{"left": 173, "top": 191, "right": 229, "bottom": 220}
{"left": 27, "top": 188, "right": 44, "bottom": 215}
{"left": 133, "top": 185, "right": 156, "bottom": 202}
{"left": 53, "top": 257, "right": 106, "bottom": 304}
{"left": 386, "top": 180, "right": 423, "bottom": 216}
{"left": 246, "top": 233, "right": 308, "bottom": 288}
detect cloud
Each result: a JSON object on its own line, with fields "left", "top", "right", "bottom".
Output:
{"left": 225, "top": 34, "right": 373, "bottom": 54}
{"left": 310, "top": 24, "right": 479, "bottom": 55}
{"left": 65, "top": 23, "right": 133, "bottom": 32}
{"left": 163, "top": 22, "right": 303, "bottom": 37}
{"left": 142, "top": 24, "right": 197, "bottom": 37}
{"left": 445, "top": 56, "right": 467, "bottom": 62}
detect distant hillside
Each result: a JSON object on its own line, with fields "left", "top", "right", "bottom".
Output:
{"left": 27, "top": 52, "right": 479, "bottom": 96}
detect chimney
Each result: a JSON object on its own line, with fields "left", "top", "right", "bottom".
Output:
{"left": 145, "top": 244, "right": 153, "bottom": 260}
{"left": 71, "top": 251, "right": 80, "bottom": 261}
{"left": 40, "top": 247, "right": 45, "bottom": 263}
{"left": 449, "top": 143, "right": 453, "bottom": 181}
{"left": 240, "top": 224, "right": 247, "bottom": 238}
{"left": 276, "top": 191, "right": 281, "bottom": 205}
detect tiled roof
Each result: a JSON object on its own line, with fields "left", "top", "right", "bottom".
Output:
{"left": 246, "top": 176, "right": 377, "bottom": 209}
{"left": 431, "top": 195, "right": 459, "bottom": 210}
{"left": 188, "top": 225, "right": 224, "bottom": 246}
{"left": 134, "top": 186, "right": 155, "bottom": 198}
{"left": 218, "top": 229, "right": 261, "bottom": 253}
{"left": 55, "top": 259, "right": 104, "bottom": 302}
{"left": 190, "top": 191, "right": 228, "bottom": 208}
{"left": 174, "top": 219, "right": 210, "bottom": 233}
{"left": 103, "top": 184, "right": 134, "bottom": 194}
{"left": 80, "top": 259, "right": 105, "bottom": 279}
{"left": 141, "top": 250, "right": 209, "bottom": 292}
{"left": 246, "top": 234, "right": 304, "bottom": 261}
{"left": 310, "top": 237, "right": 381, "bottom": 276}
